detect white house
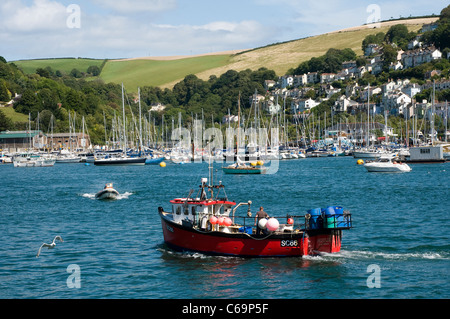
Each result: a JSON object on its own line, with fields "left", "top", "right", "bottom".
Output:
{"left": 149, "top": 103, "right": 166, "bottom": 112}
{"left": 365, "top": 44, "right": 381, "bottom": 57}
{"left": 306, "top": 72, "right": 319, "bottom": 84}
{"left": 382, "top": 79, "right": 410, "bottom": 94}
{"left": 222, "top": 115, "right": 239, "bottom": 124}
{"left": 264, "top": 80, "right": 276, "bottom": 91}
{"left": 320, "top": 73, "right": 336, "bottom": 84}
{"left": 382, "top": 91, "right": 412, "bottom": 115}
{"left": 291, "top": 98, "right": 320, "bottom": 113}
{"left": 402, "top": 83, "right": 421, "bottom": 99}
{"left": 279, "top": 75, "right": 294, "bottom": 88}
{"left": 407, "top": 38, "right": 422, "bottom": 50}
{"left": 262, "top": 99, "right": 281, "bottom": 115}
{"left": 293, "top": 74, "right": 307, "bottom": 86}
{"left": 401, "top": 47, "right": 442, "bottom": 69}
{"left": 389, "top": 61, "right": 403, "bottom": 71}
{"left": 334, "top": 96, "right": 359, "bottom": 113}
{"left": 360, "top": 86, "right": 381, "bottom": 101}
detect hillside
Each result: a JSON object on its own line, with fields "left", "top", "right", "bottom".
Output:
{"left": 188, "top": 18, "right": 437, "bottom": 86}
{"left": 100, "top": 54, "right": 233, "bottom": 92}
{"left": 111, "top": 17, "right": 437, "bottom": 91}
{"left": 11, "top": 58, "right": 104, "bottom": 75}
{"left": 10, "top": 17, "right": 438, "bottom": 93}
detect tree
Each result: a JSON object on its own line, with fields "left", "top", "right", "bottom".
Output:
{"left": 382, "top": 44, "right": 398, "bottom": 70}
{"left": 14, "top": 89, "right": 39, "bottom": 115}
{"left": 385, "top": 24, "right": 416, "bottom": 50}
{"left": 38, "top": 88, "right": 59, "bottom": 112}
{"left": 0, "top": 79, "right": 10, "bottom": 101}
{"left": 87, "top": 65, "right": 101, "bottom": 76}
{"left": 362, "top": 32, "right": 385, "bottom": 52}
{"left": 0, "top": 109, "right": 13, "bottom": 131}
{"left": 385, "top": 24, "right": 409, "bottom": 43}
{"left": 441, "top": 4, "right": 450, "bottom": 21}
{"left": 36, "top": 68, "right": 51, "bottom": 78}
{"left": 70, "top": 68, "right": 83, "bottom": 78}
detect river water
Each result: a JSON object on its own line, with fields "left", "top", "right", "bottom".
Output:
{"left": 0, "top": 157, "right": 448, "bottom": 301}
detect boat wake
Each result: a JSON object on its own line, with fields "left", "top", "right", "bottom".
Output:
{"left": 82, "top": 192, "right": 134, "bottom": 200}
{"left": 305, "top": 249, "right": 449, "bottom": 261}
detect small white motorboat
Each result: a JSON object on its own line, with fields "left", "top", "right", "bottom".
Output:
{"left": 95, "top": 183, "right": 120, "bottom": 200}
{"left": 363, "top": 156, "right": 412, "bottom": 173}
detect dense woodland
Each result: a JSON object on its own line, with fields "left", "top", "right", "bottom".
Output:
{"left": 0, "top": 5, "right": 449, "bottom": 145}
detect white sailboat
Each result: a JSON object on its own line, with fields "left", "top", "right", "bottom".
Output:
{"left": 407, "top": 81, "right": 447, "bottom": 163}
{"left": 94, "top": 83, "right": 146, "bottom": 166}
{"left": 354, "top": 84, "right": 393, "bottom": 160}
{"left": 13, "top": 153, "right": 55, "bottom": 167}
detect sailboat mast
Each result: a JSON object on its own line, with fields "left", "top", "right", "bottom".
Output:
{"left": 122, "top": 83, "right": 127, "bottom": 155}
{"left": 367, "top": 83, "right": 370, "bottom": 148}
{"left": 138, "top": 87, "right": 143, "bottom": 153}
{"left": 431, "top": 80, "right": 435, "bottom": 146}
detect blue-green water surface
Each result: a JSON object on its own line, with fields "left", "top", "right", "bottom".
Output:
{"left": 0, "top": 157, "right": 448, "bottom": 299}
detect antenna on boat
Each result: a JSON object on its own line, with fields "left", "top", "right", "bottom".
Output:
{"left": 208, "top": 129, "right": 214, "bottom": 195}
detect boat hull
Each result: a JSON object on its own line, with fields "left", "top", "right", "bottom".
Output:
{"left": 145, "top": 157, "right": 165, "bottom": 165}
{"left": 94, "top": 157, "right": 146, "bottom": 166}
{"left": 222, "top": 167, "right": 268, "bottom": 174}
{"left": 159, "top": 212, "right": 342, "bottom": 257}
{"left": 13, "top": 159, "right": 55, "bottom": 167}
{"left": 364, "top": 163, "right": 411, "bottom": 173}
{"left": 55, "top": 157, "right": 81, "bottom": 163}
{"left": 353, "top": 151, "right": 383, "bottom": 159}
{"left": 95, "top": 189, "right": 119, "bottom": 200}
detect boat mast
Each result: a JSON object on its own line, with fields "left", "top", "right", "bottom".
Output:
{"left": 431, "top": 80, "right": 435, "bottom": 146}
{"left": 446, "top": 100, "right": 448, "bottom": 143}
{"left": 367, "top": 83, "right": 370, "bottom": 149}
{"left": 138, "top": 87, "right": 143, "bottom": 155}
{"left": 122, "top": 83, "right": 127, "bottom": 156}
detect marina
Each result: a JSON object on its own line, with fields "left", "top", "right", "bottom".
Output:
{"left": 0, "top": 156, "right": 448, "bottom": 299}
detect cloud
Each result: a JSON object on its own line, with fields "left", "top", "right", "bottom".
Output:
{"left": 92, "top": 0, "right": 177, "bottom": 13}
{"left": 1, "top": 0, "right": 67, "bottom": 32}
{"left": 146, "top": 20, "right": 271, "bottom": 55}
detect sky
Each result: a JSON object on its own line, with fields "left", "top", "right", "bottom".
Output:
{"left": 0, "top": 0, "right": 448, "bottom": 61}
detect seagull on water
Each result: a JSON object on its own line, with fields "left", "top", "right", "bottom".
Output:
{"left": 36, "top": 236, "right": 64, "bottom": 258}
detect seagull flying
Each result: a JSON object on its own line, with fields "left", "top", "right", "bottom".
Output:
{"left": 36, "top": 236, "right": 64, "bottom": 258}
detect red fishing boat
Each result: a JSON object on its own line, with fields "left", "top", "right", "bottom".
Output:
{"left": 158, "top": 177, "right": 352, "bottom": 257}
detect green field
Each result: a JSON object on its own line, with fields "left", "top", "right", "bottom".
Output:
{"left": 11, "top": 58, "right": 104, "bottom": 75}
{"left": 0, "top": 106, "right": 30, "bottom": 123}
{"left": 99, "top": 55, "right": 232, "bottom": 92}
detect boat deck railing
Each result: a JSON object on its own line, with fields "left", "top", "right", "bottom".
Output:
{"left": 159, "top": 207, "right": 352, "bottom": 233}
{"left": 232, "top": 213, "right": 352, "bottom": 232}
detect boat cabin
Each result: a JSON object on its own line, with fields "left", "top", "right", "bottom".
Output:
{"left": 170, "top": 198, "right": 236, "bottom": 228}
{"left": 169, "top": 178, "right": 237, "bottom": 230}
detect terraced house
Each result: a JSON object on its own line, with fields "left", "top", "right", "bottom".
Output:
{"left": 401, "top": 46, "right": 442, "bottom": 69}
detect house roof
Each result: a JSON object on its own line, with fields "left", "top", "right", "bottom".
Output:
{"left": 0, "top": 131, "right": 42, "bottom": 139}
